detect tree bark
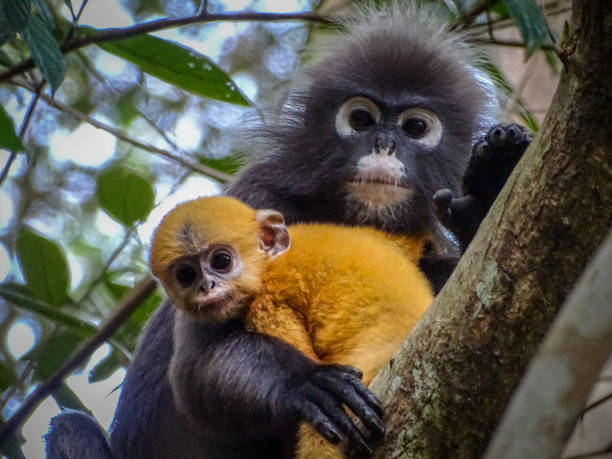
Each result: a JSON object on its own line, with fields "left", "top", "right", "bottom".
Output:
{"left": 370, "top": 0, "right": 612, "bottom": 457}
{"left": 483, "top": 230, "right": 612, "bottom": 459}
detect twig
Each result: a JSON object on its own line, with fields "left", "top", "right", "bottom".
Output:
{"left": 474, "top": 38, "right": 556, "bottom": 51}
{"left": 0, "top": 81, "right": 45, "bottom": 188}
{"left": 10, "top": 79, "right": 233, "bottom": 182}
{"left": 0, "top": 11, "right": 332, "bottom": 83}
{"left": 0, "top": 276, "right": 157, "bottom": 447}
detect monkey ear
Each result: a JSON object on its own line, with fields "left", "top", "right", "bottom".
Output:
{"left": 255, "top": 209, "right": 291, "bottom": 258}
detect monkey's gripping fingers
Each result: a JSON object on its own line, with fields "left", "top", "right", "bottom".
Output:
{"left": 433, "top": 189, "right": 485, "bottom": 250}
{"left": 287, "top": 364, "right": 384, "bottom": 456}
{"left": 313, "top": 366, "right": 384, "bottom": 437}
{"left": 464, "top": 124, "right": 532, "bottom": 209}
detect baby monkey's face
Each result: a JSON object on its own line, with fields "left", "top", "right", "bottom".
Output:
{"left": 166, "top": 243, "right": 252, "bottom": 321}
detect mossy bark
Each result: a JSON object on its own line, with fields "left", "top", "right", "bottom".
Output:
{"left": 370, "top": 1, "right": 612, "bottom": 457}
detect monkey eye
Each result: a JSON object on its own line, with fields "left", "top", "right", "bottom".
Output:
{"left": 336, "top": 96, "right": 381, "bottom": 136}
{"left": 402, "top": 117, "right": 429, "bottom": 138}
{"left": 210, "top": 250, "right": 233, "bottom": 273}
{"left": 349, "top": 109, "right": 376, "bottom": 131}
{"left": 174, "top": 263, "right": 198, "bottom": 287}
{"left": 398, "top": 108, "right": 443, "bottom": 147}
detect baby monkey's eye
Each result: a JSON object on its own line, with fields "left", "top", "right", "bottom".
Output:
{"left": 175, "top": 264, "right": 198, "bottom": 287}
{"left": 210, "top": 250, "right": 232, "bottom": 273}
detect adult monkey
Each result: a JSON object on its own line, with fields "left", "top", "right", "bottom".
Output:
{"left": 45, "top": 3, "right": 530, "bottom": 458}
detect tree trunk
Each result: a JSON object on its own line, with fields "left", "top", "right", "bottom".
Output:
{"left": 370, "top": 0, "right": 612, "bottom": 457}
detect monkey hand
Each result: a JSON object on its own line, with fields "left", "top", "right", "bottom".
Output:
{"left": 284, "top": 364, "right": 385, "bottom": 456}
{"left": 434, "top": 124, "right": 531, "bottom": 249}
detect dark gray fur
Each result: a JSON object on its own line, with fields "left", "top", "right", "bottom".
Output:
{"left": 44, "top": 3, "right": 527, "bottom": 458}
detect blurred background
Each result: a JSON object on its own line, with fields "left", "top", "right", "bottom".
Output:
{"left": 3, "top": 1, "right": 600, "bottom": 458}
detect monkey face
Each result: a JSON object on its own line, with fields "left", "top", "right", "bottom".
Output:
{"left": 234, "top": 8, "right": 500, "bottom": 235}
{"left": 335, "top": 96, "right": 443, "bottom": 216}
{"left": 168, "top": 244, "right": 251, "bottom": 321}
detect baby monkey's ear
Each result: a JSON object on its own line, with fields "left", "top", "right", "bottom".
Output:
{"left": 256, "top": 209, "right": 291, "bottom": 258}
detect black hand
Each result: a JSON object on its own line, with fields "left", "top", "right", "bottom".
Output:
{"left": 464, "top": 124, "right": 532, "bottom": 208}
{"left": 285, "top": 364, "right": 385, "bottom": 456}
{"left": 434, "top": 124, "right": 531, "bottom": 250}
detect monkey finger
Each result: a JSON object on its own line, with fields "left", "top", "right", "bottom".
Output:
{"left": 315, "top": 374, "right": 385, "bottom": 437}
{"left": 433, "top": 188, "right": 455, "bottom": 229}
{"left": 344, "top": 375, "right": 384, "bottom": 419}
{"left": 300, "top": 401, "right": 343, "bottom": 445}
{"left": 329, "top": 363, "right": 364, "bottom": 380}
{"left": 305, "top": 388, "right": 373, "bottom": 456}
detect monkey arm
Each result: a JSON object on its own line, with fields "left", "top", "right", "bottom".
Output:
{"left": 434, "top": 124, "right": 532, "bottom": 250}
{"left": 170, "top": 309, "right": 384, "bottom": 454}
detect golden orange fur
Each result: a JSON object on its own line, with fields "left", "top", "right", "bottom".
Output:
{"left": 150, "top": 196, "right": 433, "bottom": 458}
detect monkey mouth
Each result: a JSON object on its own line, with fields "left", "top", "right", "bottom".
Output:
{"left": 346, "top": 180, "right": 412, "bottom": 206}
{"left": 193, "top": 292, "right": 233, "bottom": 312}
{"left": 190, "top": 292, "right": 248, "bottom": 321}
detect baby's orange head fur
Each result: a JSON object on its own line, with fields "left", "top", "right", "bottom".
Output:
{"left": 150, "top": 196, "right": 289, "bottom": 321}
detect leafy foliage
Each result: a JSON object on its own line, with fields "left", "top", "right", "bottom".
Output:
{"left": 87, "top": 29, "right": 251, "bottom": 106}
{"left": 502, "top": 0, "right": 550, "bottom": 56}
{"left": 96, "top": 167, "right": 155, "bottom": 227}
{"left": 16, "top": 228, "right": 70, "bottom": 308}
{"left": 0, "top": 105, "right": 25, "bottom": 152}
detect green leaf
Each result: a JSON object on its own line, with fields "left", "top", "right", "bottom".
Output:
{"left": 0, "top": 283, "right": 97, "bottom": 337}
{"left": 0, "top": 418, "right": 26, "bottom": 459}
{"left": 32, "top": 331, "right": 84, "bottom": 381}
{"left": 89, "top": 349, "right": 121, "bottom": 383}
{"left": 199, "top": 154, "right": 244, "bottom": 175}
{"left": 97, "top": 167, "right": 155, "bottom": 226}
{"left": 21, "top": 13, "right": 66, "bottom": 92}
{"left": 0, "top": 32, "right": 16, "bottom": 47}
{"left": 0, "top": 361, "right": 16, "bottom": 391}
{"left": 0, "top": 105, "right": 25, "bottom": 152}
{"left": 52, "top": 382, "right": 89, "bottom": 412}
{"left": 79, "top": 27, "right": 249, "bottom": 106}
{"left": 31, "top": 0, "right": 54, "bottom": 29}
{"left": 16, "top": 228, "right": 70, "bottom": 307}
{"left": 502, "top": 0, "right": 550, "bottom": 56}
{"left": 0, "top": 47, "right": 13, "bottom": 67}
{"left": 0, "top": 0, "right": 30, "bottom": 34}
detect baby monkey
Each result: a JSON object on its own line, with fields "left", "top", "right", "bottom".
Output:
{"left": 150, "top": 196, "right": 433, "bottom": 458}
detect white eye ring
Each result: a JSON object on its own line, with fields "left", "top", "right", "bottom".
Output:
{"left": 335, "top": 96, "right": 381, "bottom": 137}
{"left": 398, "top": 108, "right": 443, "bottom": 148}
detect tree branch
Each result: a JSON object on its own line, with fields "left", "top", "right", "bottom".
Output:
{"left": 11, "top": 79, "right": 233, "bottom": 182}
{"left": 0, "top": 11, "right": 332, "bottom": 83}
{"left": 0, "top": 276, "right": 157, "bottom": 447}
{"left": 371, "top": 0, "right": 612, "bottom": 456}
{"left": 484, "top": 230, "right": 612, "bottom": 459}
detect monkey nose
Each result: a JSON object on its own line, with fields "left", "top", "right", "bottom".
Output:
{"left": 199, "top": 279, "right": 216, "bottom": 293}
{"left": 374, "top": 136, "right": 396, "bottom": 155}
